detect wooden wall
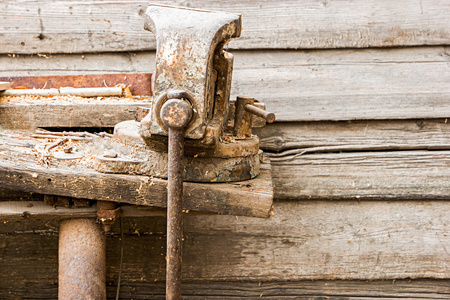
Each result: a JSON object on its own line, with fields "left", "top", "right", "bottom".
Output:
{"left": 1, "top": 1, "right": 450, "bottom": 298}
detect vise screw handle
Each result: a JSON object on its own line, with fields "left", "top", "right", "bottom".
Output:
{"left": 160, "top": 90, "right": 193, "bottom": 299}
{"left": 234, "top": 96, "right": 276, "bottom": 138}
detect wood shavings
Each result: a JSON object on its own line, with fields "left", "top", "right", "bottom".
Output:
{"left": 116, "top": 83, "right": 133, "bottom": 98}
{"left": 33, "top": 137, "right": 69, "bottom": 167}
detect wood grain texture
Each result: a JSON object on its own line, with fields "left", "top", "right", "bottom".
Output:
{"left": 3, "top": 136, "right": 450, "bottom": 201}
{"left": 0, "top": 201, "right": 178, "bottom": 220}
{"left": 0, "top": 100, "right": 266, "bottom": 130}
{"left": 0, "top": 137, "right": 273, "bottom": 218}
{"left": 2, "top": 46, "right": 449, "bottom": 122}
{"left": 0, "top": 102, "right": 145, "bottom": 129}
{"left": 107, "top": 280, "right": 450, "bottom": 299}
{"left": 272, "top": 150, "right": 450, "bottom": 200}
{"left": 0, "top": 201, "right": 97, "bottom": 220}
{"left": 232, "top": 48, "right": 450, "bottom": 122}
{"left": 1, "top": 0, "right": 450, "bottom": 53}
{"left": 3, "top": 136, "right": 450, "bottom": 202}
{"left": 1, "top": 201, "right": 448, "bottom": 284}
{"left": 1, "top": 279, "right": 449, "bottom": 299}
{"left": 255, "top": 119, "right": 450, "bottom": 151}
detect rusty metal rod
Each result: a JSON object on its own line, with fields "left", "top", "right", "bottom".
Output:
{"left": 244, "top": 103, "right": 276, "bottom": 123}
{"left": 160, "top": 94, "right": 193, "bottom": 299}
{"left": 166, "top": 127, "right": 185, "bottom": 299}
{"left": 59, "top": 218, "right": 106, "bottom": 299}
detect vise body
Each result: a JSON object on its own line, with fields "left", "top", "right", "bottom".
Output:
{"left": 95, "top": 4, "right": 274, "bottom": 183}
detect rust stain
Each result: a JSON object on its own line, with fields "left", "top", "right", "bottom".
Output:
{"left": 0, "top": 73, "right": 153, "bottom": 96}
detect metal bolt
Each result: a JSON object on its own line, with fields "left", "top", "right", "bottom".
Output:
{"left": 97, "top": 200, "right": 120, "bottom": 232}
{"left": 160, "top": 99, "right": 193, "bottom": 129}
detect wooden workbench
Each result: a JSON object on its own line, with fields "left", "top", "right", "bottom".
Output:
{"left": 1, "top": 0, "right": 449, "bottom": 298}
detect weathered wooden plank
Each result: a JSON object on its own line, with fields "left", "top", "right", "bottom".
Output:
{"left": 3, "top": 135, "right": 450, "bottom": 202}
{"left": 0, "top": 201, "right": 174, "bottom": 220}
{"left": 271, "top": 150, "right": 450, "bottom": 200}
{"left": 0, "top": 102, "right": 146, "bottom": 129}
{"left": 182, "top": 201, "right": 450, "bottom": 280}
{"left": 232, "top": 48, "right": 450, "bottom": 122}
{"left": 4, "top": 110, "right": 450, "bottom": 153}
{"left": 1, "top": 279, "right": 449, "bottom": 299}
{"left": 0, "top": 98, "right": 266, "bottom": 130}
{"left": 255, "top": 119, "right": 450, "bottom": 151}
{"left": 0, "top": 201, "right": 96, "bottom": 220}
{"left": 0, "top": 164, "right": 273, "bottom": 218}
{"left": 1, "top": 201, "right": 448, "bottom": 283}
{"left": 2, "top": 47, "right": 449, "bottom": 121}
{"left": 0, "top": 137, "right": 273, "bottom": 218}
{"left": 1, "top": 0, "right": 450, "bottom": 53}
{"left": 108, "top": 280, "right": 450, "bottom": 299}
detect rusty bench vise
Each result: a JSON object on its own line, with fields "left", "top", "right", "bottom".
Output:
{"left": 95, "top": 4, "right": 275, "bottom": 299}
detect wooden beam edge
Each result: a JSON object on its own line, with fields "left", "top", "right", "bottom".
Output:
{"left": 0, "top": 160, "right": 273, "bottom": 219}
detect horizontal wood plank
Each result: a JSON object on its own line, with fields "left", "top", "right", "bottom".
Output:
{"left": 0, "top": 102, "right": 145, "bottom": 129}
{"left": 0, "top": 99, "right": 266, "bottom": 130}
{"left": 1, "top": 279, "right": 449, "bottom": 299}
{"left": 0, "top": 201, "right": 174, "bottom": 220}
{"left": 0, "top": 201, "right": 97, "bottom": 220}
{"left": 232, "top": 48, "right": 450, "bottom": 122}
{"left": 0, "top": 137, "right": 273, "bottom": 218}
{"left": 255, "top": 119, "right": 450, "bottom": 151}
{"left": 1, "top": 0, "right": 449, "bottom": 53}
{"left": 1, "top": 201, "right": 448, "bottom": 283}
{"left": 272, "top": 150, "right": 450, "bottom": 200}
{"left": 108, "top": 280, "right": 450, "bottom": 299}
{"left": 3, "top": 135, "right": 450, "bottom": 202}
{"left": 2, "top": 47, "right": 449, "bottom": 121}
